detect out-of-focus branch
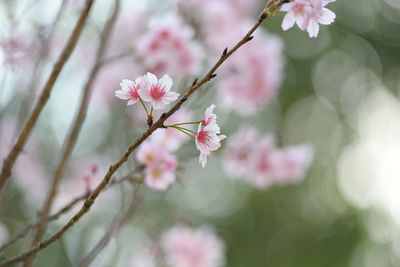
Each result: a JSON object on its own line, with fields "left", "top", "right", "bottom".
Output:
{"left": 0, "top": 0, "right": 95, "bottom": 192}
{"left": 78, "top": 184, "right": 141, "bottom": 267}
{"left": 0, "top": 4, "right": 281, "bottom": 266}
{"left": 0, "top": 173, "right": 139, "bottom": 253}
{"left": 23, "top": 2, "right": 121, "bottom": 265}
{"left": 14, "top": 0, "right": 69, "bottom": 135}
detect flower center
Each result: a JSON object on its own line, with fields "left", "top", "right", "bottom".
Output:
{"left": 150, "top": 84, "right": 166, "bottom": 100}
{"left": 196, "top": 129, "right": 209, "bottom": 144}
{"left": 145, "top": 154, "right": 154, "bottom": 163}
{"left": 130, "top": 84, "right": 140, "bottom": 99}
{"left": 151, "top": 168, "right": 162, "bottom": 179}
{"left": 293, "top": 3, "right": 306, "bottom": 15}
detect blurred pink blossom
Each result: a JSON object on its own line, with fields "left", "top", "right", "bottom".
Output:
{"left": 136, "top": 140, "right": 177, "bottom": 191}
{"left": 151, "top": 109, "right": 194, "bottom": 152}
{"left": 250, "top": 136, "right": 279, "bottom": 189}
{"left": 161, "top": 225, "right": 225, "bottom": 267}
{"left": 219, "top": 32, "right": 284, "bottom": 115}
{"left": 145, "top": 158, "right": 177, "bottom": 191}
{"left": 271, "top": 144, "right": 314, "bottom": 184}
{"left": 137, "top": 140, "right": 167, "bottom": 167}
{"left": 223, "top": 127, "right": 258, "bottom": 178}
{"left": 94, "top": 59, "right": 142, "bottom": 107}
{"left": 137, "top": 15, "right": 203, "bottom": 76}
{"left": 0, "top": 31, "right": 37, "bottom": 70}
{"left": 223, "top": 129, "right": 314, "bottom": 189}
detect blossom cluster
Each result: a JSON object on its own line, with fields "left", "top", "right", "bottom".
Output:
{"left": 129, "top": 224, "right": 225, "bottom": 267}
{"left": 116, "top": 72, "right": 226, "bottom": 190}
{"left": 281, "top": 0, "right": 336, "bottom": 38}
{"left": 223, "top": 127, "right": 314, "bottom": 189}
{"left": 115, "top": 72, "right": 179, "bottom": 110}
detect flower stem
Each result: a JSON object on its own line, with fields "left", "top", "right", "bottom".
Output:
{"left": 168, "top": 121, "right": 201, "bottom": 126}
{"left": 166, "top": 125, "right": 195, "bottom": 138}
{"left": 139, "top": 99, "right": 149, "bottom": 115}
{"left": 165, "top": 125, "right": 195, "bottom": 133}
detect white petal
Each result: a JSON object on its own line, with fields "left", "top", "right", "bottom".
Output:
{"left": 138, "top": 88, "right": 152, "bottom": 102}
{"left": 296, "top": 14, "right": 309, "bottom": 30}
{"left": 318, "top": 8, "right": 335, "bottom": 25}
{"left": 322, "top": 0, "right": 335, "bottom": 6}
{"left": 152, "top": 99, "right": 165, "bottom": 110}
{"left": 307, "top": 19, "right": 319, "bottom": 38}
{"left": 162, "top": 91, "right": 180, "bottom": 103}
{"left": 280, "top": 2, "right": 294, "bottom": 12}
{"left": 115, "top": 90, "right": 130, "bottom": 100}
{"left": 199, "top": 153, "right": 207, "bottom": 168}
{"left": 127, "top": 99, "right": 139, "bottom": 105}
{"left": 281, "top": 12, "right": 296, "bottom": 31}
{"left": 159, "top": 74, "right": 173, "bottom": 91}
{"left": 145, "top": 72, "right": 158, "bottom": 84}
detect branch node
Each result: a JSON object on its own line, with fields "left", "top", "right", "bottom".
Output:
{"left": 209, "top": 74, "right": 217, "bottom": 80}
{"left": 246, "top": 36, "right": 254, "bottom": 42}
{"left": 192, "top": 78, "right": 198, "bottom": 87}
{"left": 222, "top": 48, "right": 228, "bottom": 57}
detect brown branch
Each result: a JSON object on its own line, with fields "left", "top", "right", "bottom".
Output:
{"left": 0, "top": 0, "right": 95, "bottom": 192}
{"left": 78, "top": 184, "right": 140, "bottom": 267}
{"left": 0, "top": 6, "right": 275, "bottom": 266}
{"left": 0, "top": 173, "right": 139, "bottom": 252}
{"left": 22, "top": 2, "right": 121, "bottom": 266}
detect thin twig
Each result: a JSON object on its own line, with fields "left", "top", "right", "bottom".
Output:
{"left": 78, "top": 184, "right": 140, "bottom": 267}
{"left": 22, "top": 2, "right": 121, "bottom": 266}
{"left": 0, "top": 0, "right": 95, "bottom": 192}
{"left": 0, "top": 173, "right": 139, "bottom": 252}
{"left": 0, "top": 6, "right": 276, "bottom": 266}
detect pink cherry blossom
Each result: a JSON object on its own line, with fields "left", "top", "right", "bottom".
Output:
{"left": 281, "top": 0, "right": 310, "bottom": 31}
{"left": 223, "top": 127, "right": 258, "bottom": 178}
{"left": 281, "top": 0, "right": 336, "bottom": 38}
{"left": 115, "top": 77, "right": 144, "bottom": 105}
{"left": 151, "top": 109, "right": 194, "bottom": 152}
{"left": 161, "top": 225, "right": 225, "bottom": 267}
{"left": 304, "top": 0, "right": 336, "bottom": 38}
{"left": 195, "top": 106, "right": 226, "bottom": 168}
{"left": 138, "top": 72, "right": 179, "bottom": 110}
{"left": 137, "top": 15, "right": 203, "bottom": 76}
